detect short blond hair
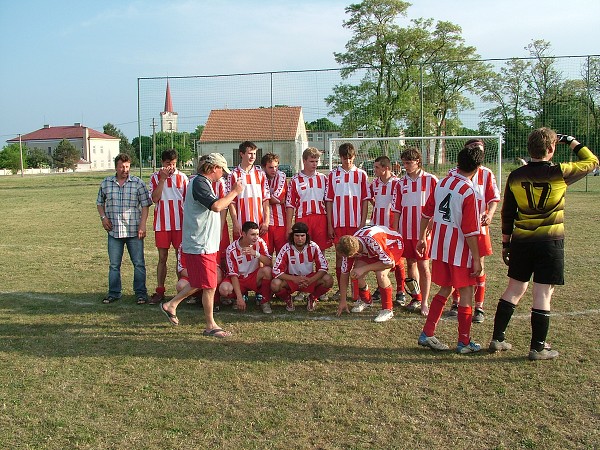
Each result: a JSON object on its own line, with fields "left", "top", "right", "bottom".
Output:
{"left": 303, "top": 147, "right": 322, "bottom": 161}
{"left": 336, "top": 235, "right": 360, "bottom": 257}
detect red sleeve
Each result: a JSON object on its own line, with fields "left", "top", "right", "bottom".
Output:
{"left": 422, "top": 188, "right": 436, "bottom": 219}
{"left": 324, "top": 171, "right": 334, "bottom": 202}
{"left": 461, "top": 191, "right": 480, "bottom": 237}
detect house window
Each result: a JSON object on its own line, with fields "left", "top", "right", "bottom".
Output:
{"left": 48, "top": 147, "right": 52, "bottom": 155}
{"left": 93, "top": 146, "right": 96, "bottom": 154}
{"left": 316, "top": 134, "right": 324, "bottom": 141}
{"left": 100, "top": 146, "right": 104, "bottom": 154}
{"left": 357, "top": 131, "right": 366, "bottom": 138}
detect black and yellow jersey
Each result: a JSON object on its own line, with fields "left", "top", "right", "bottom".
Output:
{"left": 502, "top": 145, "right": 598, "bottom": 242}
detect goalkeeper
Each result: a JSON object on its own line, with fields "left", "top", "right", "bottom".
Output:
{"left": 489, "top": 128, "right": 598, "bottom": 360}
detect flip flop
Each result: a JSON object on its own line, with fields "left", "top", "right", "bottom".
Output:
{"left": 202, "top": 328, "right": 231, "bottom": 338}
{"left": 160, "top": 302, "right": 179, "bottom": 326}
{"left": 102, "top": 296, "right": 118, "bottom": 304}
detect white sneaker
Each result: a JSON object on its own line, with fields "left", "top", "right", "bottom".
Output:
{"left": 418, "top": 332, "right": 449, "bottom": 351}
{"left": 489, "top": 340, "right": 512, "bottom": 352}
{"left": 351, "top": 299, "right": 372, "bottom": 313}
{"left": 260, "top": 302, "right": 272, "bottom": 314}
{"left": 374, "top": 309, "right": 393, "bottom": 322}
{"left": 318, "top": 293, "right": 330, "bottom": 301}
{"left": 293, "top": 292, "right": 307, "bottom": 302}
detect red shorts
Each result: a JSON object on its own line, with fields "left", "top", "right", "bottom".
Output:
{"left": 281, "top": 272, "right": 321, "bottom": 294}
{"left": 298, "top": 214, "right": 332, "bottom": 250}
{"left": 155, "top": 230, "right": 182, "bottom": 249}
{"left": 478, "top": 231, "right": 493, "bottom": 257}
{"left": 403, "top": 238, "right": 430, "bottom": 260}
{"left": 431, "top": 259, "right": 477, "bottom": 289}
{"left": 267, "top": 225, "right": 287, "bottom": 255}
{"left": 333, "top": 226, "right": 359, "bottom": 245}
{"left": 185, "top": 252, "right": 218, "bottom": 289}
{"left": 222, "top": 270, "right": 259, "bottom": 295}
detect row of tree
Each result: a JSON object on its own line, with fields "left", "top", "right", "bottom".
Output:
{"left": 0, "top": 139, "right": 84, "bottom": 174}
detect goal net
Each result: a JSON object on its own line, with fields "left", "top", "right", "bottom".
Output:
{"left": 327, "top": 135, "right": 504, "bottom": 191}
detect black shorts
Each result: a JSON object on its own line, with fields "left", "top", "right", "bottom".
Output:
{"left": 508, "top": 240, "right": 564, "bottom": 285}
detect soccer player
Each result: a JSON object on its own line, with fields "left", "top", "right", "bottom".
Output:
{"left": 97, "top": 153, "right": 152, "bottom": 304}
{"left": 227, "top": 141, "right": 270, "bottom": 239}
{"left": 286, "top": 147, "right": 331, "bottom": 252}
{"left": 489, "top": 129, "right": 598, "bottom": 360}
{"left": 219, "top": 221, "right": 273, "bottom": 314}
{"left": 148, "top": 149, "right": 189, "bottom": 304}
{"left": 325, "top": 143, "right": 370, "bottom": 300}
{"left": 335, "top": 225, "right": 404, "bottom": 322}
{"left": 160, "top": 153, "right": 244, "bottom": 337}
{"left": 391, "top": 147, "right": 438, "bottom": 316}
{"left": 446, "top": 139, "right": 500, "bottom": 323}
{"left": 416, "top": 144, "right": 483, "bottom": 354}
{"left": 261, "top": 152, "right": 288, "bottom": 256}
{"left": 271, "top": 222, "right": 333, "bottom": 312}
{"left": 368, "top": 156, "right": 407, "bottom": 310}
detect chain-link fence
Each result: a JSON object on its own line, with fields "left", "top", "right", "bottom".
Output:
{"left": 138, "top": 55, "right": 600, "bottom": 190}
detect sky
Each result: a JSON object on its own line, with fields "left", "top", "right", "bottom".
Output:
{"left": 1, "top": 0, "right": 599, "bottom": 141}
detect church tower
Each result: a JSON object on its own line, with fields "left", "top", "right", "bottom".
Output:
{"left": 160, "top": 80, "right": 178, "bottom": 133}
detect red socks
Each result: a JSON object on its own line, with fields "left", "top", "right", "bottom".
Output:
{"left": 475, "top": 274, "right": 486, "bottom": 309}
{"left": 458, "top": 305, "right": 473, "bottom": 345}
{"left": 380, "top": 285, "right": 393, "bottom": 310}
{"left": 423, "top": 294, "right": 447, "bottom": 336}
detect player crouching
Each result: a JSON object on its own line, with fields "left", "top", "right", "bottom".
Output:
{"left": 271, "top": 222, "right": 333, "bottom": 312}
{"left": 335, "top": 225, "right": 404, "bottom": 322}
{"left": 218, "top": 221, "right": 273, "bottom": 314}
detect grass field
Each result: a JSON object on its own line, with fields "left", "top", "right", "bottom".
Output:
{"left": 0, "top": 171, "right": 599, "bottom": 449}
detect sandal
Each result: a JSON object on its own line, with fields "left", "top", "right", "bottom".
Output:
{"left": 102, "top": 296, "right": 118, "bottom": 304}
{"left": 137, "top": 297, "right": 147, "bottom": 305}
{"left": 202, "top": 328, "right": 231, "bottom": 338}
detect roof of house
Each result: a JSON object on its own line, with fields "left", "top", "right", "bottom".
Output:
{"left": 7, "top": 125, "right": 119, "bottom": 142}
{"left": 199, "top": 106, "right": 303, "bottom": 143}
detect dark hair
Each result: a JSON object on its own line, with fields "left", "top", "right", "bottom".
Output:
{"left": 288, "top": 221, "right": 311, "bottom": 245}
{"left": 338, "top": 142, "right": 356, "bottom": 158}
{"left": 261, "top": 152, "right": 280, "bottom": 166}
{"left": 457, "top": 145, "right": 484, "bottom": 173}
{"left": 242, "top": 221, "right": 259, "bottom": 233}
{"left": 465, "top": 139, "right": 485, "bottom": 150}
{"left": 239, "top": 141, "right": 257, "bottom": 153}
{"left": 114, "top": 153, "right": 131, "bottom": 166}
{"left": 374, "top": 155, "right": 391, "bottom": 167}
{"left": 161, "top": 149, "right": 178, "bottom": 162}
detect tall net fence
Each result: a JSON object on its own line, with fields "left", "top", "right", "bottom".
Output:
{"left": 138, "top": 55, "right": 600, "bottom": 191}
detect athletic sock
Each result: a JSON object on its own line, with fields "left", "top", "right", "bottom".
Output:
{"left": 156, "top": 286, "right": 166, "bottom": 295}
{"left": 358, "top": 285, "right": 372, "bottom": 303}
{"left": 457, "top": 305, "right": 473, "bottom": 345}
{"left": 423, "top": 294, "right": 447, "bottom": 337}
{"left": 351, "top": 278, "right": 360, "bottom": 301}
{"left": 380, "top": 285, "right": 393, "bottom": 310}
{"left": 395, "top": 263, "right": 406, "bottom": 292}
{"left": 531, "top": 308, "right": 550, "bottom": 352}
{"left": 275, "top": 287, "right": 290, "bottom": 300}
{"left": 314, "top": 283, "right": 329, "bottom": 299}
{"left": 257, "top": 280, "right": 271, "bottom": 304}
{"left": 475, "top": 274, "right": 486, "bottom": 309}
{"left": 492, "top": 299, "right": 516, "bottom": 342}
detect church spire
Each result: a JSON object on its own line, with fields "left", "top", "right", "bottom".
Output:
{"left": 160, "top": 79, "right": 178, "bottom": 133}
{"left": 164, "top": 80, "right": 174, "bottom": 113}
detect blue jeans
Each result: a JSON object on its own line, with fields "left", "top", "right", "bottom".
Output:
{"left": 107, "top": 234, "right": 147, "bottom": 299}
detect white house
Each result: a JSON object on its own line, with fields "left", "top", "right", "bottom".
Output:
{"left": 198, "top": 106, "right": 308, "bottom": 172}
{"left": 7, "top": 123, "right": 121, "bottom": 171}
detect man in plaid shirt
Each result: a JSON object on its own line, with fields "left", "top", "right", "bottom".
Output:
{"left": 97, "top": 153, "right": 153, "bottom": 304}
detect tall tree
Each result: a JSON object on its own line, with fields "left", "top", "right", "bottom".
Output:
{"left": 53, "top": 139, "right": 80, "bottom": 171}
{"left": 0, "top": 143, "right": 27, "bottom": 174}
{"left": 27, "top": 147, "right": 52, "bottom": 169}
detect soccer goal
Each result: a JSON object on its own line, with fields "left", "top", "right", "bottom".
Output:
{"left": 328, "top": 135, "right": 504, "bottom": 191}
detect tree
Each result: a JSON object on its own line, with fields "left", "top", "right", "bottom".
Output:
{"left": 103, "top": 123, "right": 138, "bottom": 165}
{"left": 27, "top": 147, "right": 52, "bottom": 169}
{"left": 306, "top": 118, "right": 341, "bottom": 131}
{"left": 53, "top": 139, "right": 80, "bottom": 171}
{"left": 0, "top": 143, "right": 27, "bottom": 174}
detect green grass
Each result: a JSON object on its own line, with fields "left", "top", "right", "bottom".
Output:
{"left": 1, "top": 171, "right": 599, "bottom": 449}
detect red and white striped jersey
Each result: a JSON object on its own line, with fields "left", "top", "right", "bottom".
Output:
{"left": 225, "top": 237, "right": 270, "bottom": 278}
{"left": 422, "top": 172, "right": 480, "bottom": 267}
{"left": 286, "top": 172, "right": 328, "bottom": 218}
{"left": 149, "top": 170, "right": 189, "bottom": 231}
{"left": 267, "top": 170, "right": 288, "bottom": 227}
{"left": 449, "top": 166, "right": 500, "bottom": 237}
{"left": 273, "top": 241, "right": 328, "bottom": 278}
{"left": 211, "top": 176, "right": 227, "bottom": 199}
{"left": 392, "top": 170, "right": 438, "bottom": 240}
{"left": 369, "top": 176, "right": 400, "bottom": 228}
{"left": 227, "top": 165, "right": 270, "bottom": 226}
{"left": 341, "top": 225, "right": 404, "bottom": 273}
{"left": 325, "top": 166, "right": 370, "bottom": 227}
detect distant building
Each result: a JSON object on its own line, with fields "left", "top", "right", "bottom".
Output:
{"left": 198, "top": 106, "right": 308, "bottom": 172}
{"left": 7, "top": 123, "right": 120, "bottom": 171}
{"left": 160, "top": 80, "right": 178, "bottom": 133}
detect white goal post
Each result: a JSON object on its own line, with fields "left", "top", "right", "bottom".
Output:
{"left": 328, "top": 135, "right": 504, "bottom": 191}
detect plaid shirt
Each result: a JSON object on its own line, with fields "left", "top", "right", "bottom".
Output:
{"left": 96, "top": 175, "right": 152, "bottom": 238}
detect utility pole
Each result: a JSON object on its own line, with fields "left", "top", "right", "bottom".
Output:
{"left": 151, "top": 118, "right": 157, "bottom": 171}
{"left": 19, "top": 134, "right": 24, "bottom": 177}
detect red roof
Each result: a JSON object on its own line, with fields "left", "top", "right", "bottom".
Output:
{"left": 200, "top": 107, "right": 303, "bottom": 143}
{"left": 164, "top": 80, "right": 174, "bottom": 112}
{"left": 8, "top": 125, "right": 119, "bottom": 142}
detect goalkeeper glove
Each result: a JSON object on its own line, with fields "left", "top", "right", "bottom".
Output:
{"left": 557, "top": 134, "right": 575, "bottom": 144}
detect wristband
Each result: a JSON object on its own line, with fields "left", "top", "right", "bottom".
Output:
{"left": 502, "top": 242, "right": 510, "bottom": 249}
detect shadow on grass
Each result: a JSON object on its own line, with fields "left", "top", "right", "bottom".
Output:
{"left": 0, "top": 291, "right": 530, "bottom": 365}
